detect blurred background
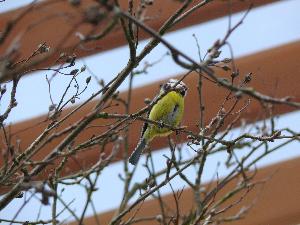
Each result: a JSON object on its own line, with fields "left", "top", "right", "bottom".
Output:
{"left": 0, "top": 0, "right": 300, "bottom": 224}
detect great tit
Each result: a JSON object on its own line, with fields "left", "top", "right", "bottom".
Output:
{"left": 129, "top": 79, "right": 188, "bottom": 165}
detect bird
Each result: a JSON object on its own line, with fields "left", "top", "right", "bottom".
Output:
{"left": 129, "top": 78, "right": 188, "bottom": 165}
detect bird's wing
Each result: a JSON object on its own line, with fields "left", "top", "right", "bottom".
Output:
{"left": 149, "top": 92, "right": 176, "bottom": 121}
{"left": 140, "top": 92, "right": 161, "bottom": 137}
{"left": 140, "top": 116, "right": 149, "bottom": 137}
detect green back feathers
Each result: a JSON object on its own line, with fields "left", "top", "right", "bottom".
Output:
{"left": 144, "top": 91, "right": 184, "bottom": 140}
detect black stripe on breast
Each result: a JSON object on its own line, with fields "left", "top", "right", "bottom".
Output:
{"left": 171, "top": 104, "right": 179, "bottom": 119}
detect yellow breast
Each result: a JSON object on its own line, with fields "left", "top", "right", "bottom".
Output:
{"left": 145, "top": 91, "right": 185, "bottom": 140}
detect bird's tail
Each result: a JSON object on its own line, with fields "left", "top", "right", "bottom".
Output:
{"left": 129, "top": 138, "right": 147, "bottom": 165}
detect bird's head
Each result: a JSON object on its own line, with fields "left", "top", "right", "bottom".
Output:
{"left": 160, "top": 79, "right": 188, "bottom": 97}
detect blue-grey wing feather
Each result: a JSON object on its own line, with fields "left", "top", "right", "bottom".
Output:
{"left": 140, "top": 92, "right": 162, "bottom": 136}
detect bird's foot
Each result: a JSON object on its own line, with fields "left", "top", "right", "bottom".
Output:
{"left": 175, "top": 125, "right": 187, "bottom": 135}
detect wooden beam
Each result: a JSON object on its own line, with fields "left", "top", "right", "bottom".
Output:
{"left": 0, "top": 0, "right": 277, "bottom": 81}
{"left": 1, "top": 40, "right": 300, "bottom": 182}
{"left": 69, "top": 157, "right": 300, "bottom": 225}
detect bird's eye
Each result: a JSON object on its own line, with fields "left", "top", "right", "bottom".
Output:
{"left": 163, "top": 83, "right": 170, "bottom": 90}
{"left": 180, "top": 89, "right": 186, "bottom": 96}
